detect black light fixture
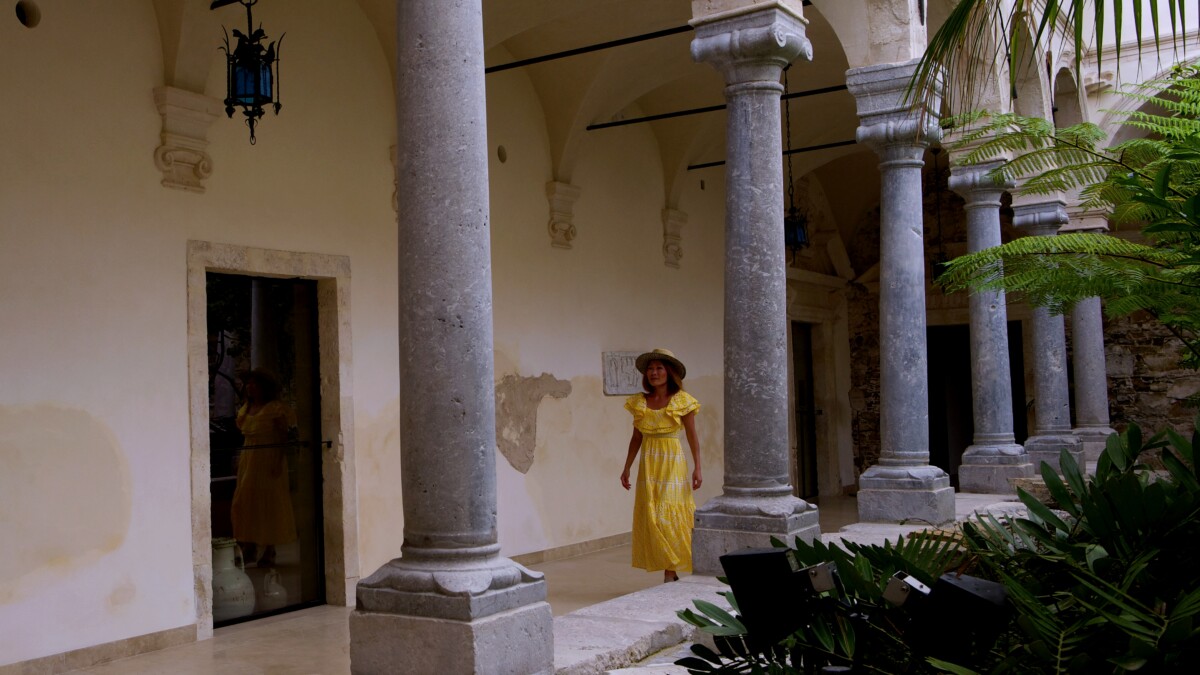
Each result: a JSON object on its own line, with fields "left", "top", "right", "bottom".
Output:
{"left": 783, "top": 66, "right": 811, "bottom": 255}
{"left": 212, "top": 0, "right": 284, "bottom": 145}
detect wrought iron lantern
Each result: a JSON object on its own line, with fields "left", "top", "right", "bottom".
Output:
{"left": 783, "top": 66, "right": 811, "bottom": 254}
{"left": 212, "top": 0, "right": 284, "bottom": 144}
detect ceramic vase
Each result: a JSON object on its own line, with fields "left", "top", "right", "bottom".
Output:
{"left": 257, "top": 568, "right": 288, "bottom": 612}
{"left": 211, "top": 537, "right": 255, "bottom": 622}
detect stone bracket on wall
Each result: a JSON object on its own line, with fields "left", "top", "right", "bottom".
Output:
{"left": 546, "top": 181, "right": 582, "bottom": 249}
{"left": 662, "top": 208, "right": 686, "bottom": 268}
{"left": 153, "top": 86, "right": 223, "bottom": 193}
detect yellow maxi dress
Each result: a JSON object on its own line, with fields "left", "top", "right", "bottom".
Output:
{"left": 624, "top": 390, "right": 701, "bottom": 572}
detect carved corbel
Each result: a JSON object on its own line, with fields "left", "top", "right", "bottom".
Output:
{"left": 153, "top": 87, "right": 222, "bottom": 193}
{"left": 662, "top": 208, "right": 687, "bottom": 268}
{"left": 546, "top": 181, "right": 582, "bottom": 249}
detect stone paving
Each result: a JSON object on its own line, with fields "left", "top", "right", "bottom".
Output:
{"left": 60, "top": 492, "right": 1025, "bottom": 674}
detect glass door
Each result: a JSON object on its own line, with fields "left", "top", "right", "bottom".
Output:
{"left": 207, "top": 273, "right": 325, "bottom": 626}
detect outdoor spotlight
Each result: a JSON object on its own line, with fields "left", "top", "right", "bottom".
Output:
{"left": 906, "top": 573, "right": 1010, "bottom": 665}
{"left": 719, "top": 548, "right": 833, "bottom": 650}
{"left": 883, "top": 571, "right": 932, "bottom": 607}
{"left": 799, "top": 561, "right": 837, "bottom": 595}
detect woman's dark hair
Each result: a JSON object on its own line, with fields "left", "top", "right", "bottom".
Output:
{"left": 641, "top": 360, "right": 684, "bottom": 394}
{"left": 244, "top": 368, "right": 282, "bottom": 402}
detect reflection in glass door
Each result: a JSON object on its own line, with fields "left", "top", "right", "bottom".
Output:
{"left": 207, "top": 273, "right": 325, "bottom": 626}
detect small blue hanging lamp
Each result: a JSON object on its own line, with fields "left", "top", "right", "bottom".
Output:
{"left": 212, "top": 0, "right": 284, "bottom": 145}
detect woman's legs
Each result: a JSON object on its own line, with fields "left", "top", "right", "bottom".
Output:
{"left": 664, "top": 570, "right": 678, "bottom": 582}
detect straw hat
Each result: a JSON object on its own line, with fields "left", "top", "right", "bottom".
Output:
{"left": 635, "top": 348, "right": 686, "bottom": 379}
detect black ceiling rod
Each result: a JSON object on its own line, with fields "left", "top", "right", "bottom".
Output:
{"left": 587, "top": 84, "right": 847, "bottom": 131}
{"left": 485, "top": 1, "right": 812, "bottom": 74}
{"left": 485, "top": 25, "right": 692, "bottom": 74}
{"left": 687, "top": 139, "right": 857, "bottom": 171}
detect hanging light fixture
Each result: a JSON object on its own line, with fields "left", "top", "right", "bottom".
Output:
{"left": 783, "top": 66, "right": 811, "bottom": 255}
{"left": 212, "top": 0, "right": 284, "bottom": 145}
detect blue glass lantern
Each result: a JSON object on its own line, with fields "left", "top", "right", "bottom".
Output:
{"left": 214, "top": 0, "right": 283, "bottom": 144}
{"left": 784, "top": 205, "right": 811, "bottom": 252}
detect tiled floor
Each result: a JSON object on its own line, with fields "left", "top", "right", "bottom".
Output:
{"left": 65, "top": 495, "right": 872, "bottom": 674}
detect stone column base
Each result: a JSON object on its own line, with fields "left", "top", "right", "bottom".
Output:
{"left": 958, "top": 443, "right": 1034, "bottom": 493}
{"left": 1074, "top": 425, "right": 1116, "bottom": 463}
{"left": 856, "top": 465, "right": 955, "bottom": 525}
{"left": 959, "top": 462, "right": 1034, "bottom": 493}
{"left": 350, "top": 601, "right": 554, "bottom": 675}
{"left": 1025, "top": 434, "right": 1084, "bottom": 473}
{"left": 691, "top": 494, "right": 820, "bottom": 575}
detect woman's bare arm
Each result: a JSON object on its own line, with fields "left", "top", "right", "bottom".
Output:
{"left": 682, "top": 412, "right": 702, "bottom": 490}
{"left": 620, "top": 428, "right": 642, "bottom": 490}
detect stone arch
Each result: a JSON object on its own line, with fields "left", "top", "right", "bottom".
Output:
{"left": 1052, "top": 67, "right": 1085, "bottom": 127}
{"left": 1010, "top": 20, "right": 1051, "bottom": 119}
{"left": 1100, "top": 58, "right": 1200, "bottom": 143}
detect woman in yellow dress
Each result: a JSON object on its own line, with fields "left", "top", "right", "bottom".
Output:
{"left": 231, "top": 369, "right": 298, "bottom": 567}
{"left": 621, "top": 348, "right": 702, "bottom": 582}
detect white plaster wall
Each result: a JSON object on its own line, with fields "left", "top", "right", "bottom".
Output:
{"left": 484, "top": 61, "right": 728, "bottom": 557}
{"left": 0, "top": 0, "right": 397, "bottom": 664}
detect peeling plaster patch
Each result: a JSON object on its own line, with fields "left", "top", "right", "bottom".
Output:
{"left": 495, "top": 373, "right": 571, "bottom": 473}
{"left": 0, "top": 404, "right": 131, "bottom": 604}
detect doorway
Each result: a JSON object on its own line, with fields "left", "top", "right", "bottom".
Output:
{"left": 207, "top": 273, "right": 325, "bottom": 626}
{"left": 792, "top": 321, "right": 818, "bottom": 500}
{"left": 927, "top": 322, "right": 1028, "bottom": 485}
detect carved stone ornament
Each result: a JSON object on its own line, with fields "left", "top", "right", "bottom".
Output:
{"left": 153, "top": 87, "right": 223, "bottom": 194}
{"left": 662, "top": 208, "right": 687, "bottom": 268}
{"left": 1012, "top": 197, "right": 1069, "bottom": 236}
{"left": 847, "top": 59, "right": 942, "bottom": 156}
{"left": 545, "top": 181, "right": 582, "bottom": 249}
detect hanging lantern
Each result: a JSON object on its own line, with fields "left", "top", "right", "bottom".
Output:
{"left": 784, "top": 205, "right": 811, "bottom": 251}
{"left": 212, "top": 0, "right": 284, "bottom": 145}
{"left": 782, "top": 66, "right": 811, "bottom": 255}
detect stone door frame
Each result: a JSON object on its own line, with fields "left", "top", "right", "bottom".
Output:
{"left": 186, "top": 240, "right": 359, "bottom": 638}
{"left": 787, "top": 272, "right": 856, "bottom": 500}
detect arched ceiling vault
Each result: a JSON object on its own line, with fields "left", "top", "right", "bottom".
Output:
{"left": 153, "top": 1, "right": 894, "bottom": 230}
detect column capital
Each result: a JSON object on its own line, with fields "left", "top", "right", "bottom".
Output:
{"left": 1012, "top": 197, "right": 1069, "bottom": 236}
{"left": 545, "top": 181, "right": 582, "bottom": 249}
{"left": 848, "top": 59, "right": 942, "bottom": 154}
{"left": 153, "top": 86, "right": 223, "bottom": 193}
{"left": 948, "top": 161, "right": 1012, "bottom": 206}
{"left": 691, "top": 6, "right": 811, "bottom": 85}
{"left": 1062, "top": 204, "right": 1111, "bottom": 234}
{"left": 662, "top": 208, "right": 687, "bottom": 268}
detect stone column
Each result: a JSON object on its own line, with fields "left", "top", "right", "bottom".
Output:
{"left": 847, "top": 59, "right": 955, "bottom": 524}
{"left": 948, "top": 161, "right": 1034, "bottom": 492}
{"left": 1071, "top": 294, "right": 1115, "bottom": 461}
{"left": 1065, "top": 212, "right": 1116, "bottom": 461}
{"left": 689, "top": 2, "right": 820, "bottom": 575}
{"left": 1012, "top": 199, "right": 1083, "bottom": 472}
{"left": 348, "top": 2, "right": 553, "bottom": 673}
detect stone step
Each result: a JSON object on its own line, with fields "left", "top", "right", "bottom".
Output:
{"left": 553, "top": 575, "right": 727, "bottom": 674}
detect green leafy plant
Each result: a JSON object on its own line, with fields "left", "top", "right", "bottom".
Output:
{"left": 960, "top": 420, "right": 1200, "bottom": 672}
{"left": 674, "top": 531, "right": 994, "bottom": 674}
{"left": 938, "top": 66, "right": 1200, "bottom": 369}
{"left": 914, "top": 1, "right": 1194, "bottom": 112}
